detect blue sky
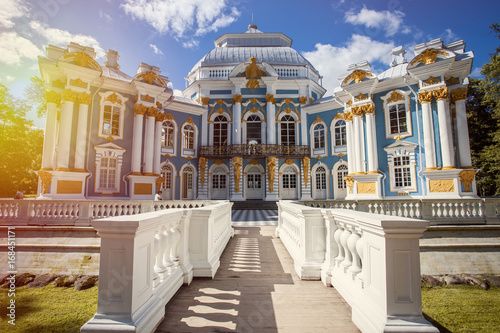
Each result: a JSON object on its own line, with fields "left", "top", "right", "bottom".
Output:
{"left": 1, "top": 0, "right": 499, "bottom": 128}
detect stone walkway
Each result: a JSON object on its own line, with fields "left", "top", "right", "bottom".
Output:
{"left": 155, "top": 226, "right": 359, "bottom": 332}
{"left": 231, "top": 209, "right": 278, "bottom": 226}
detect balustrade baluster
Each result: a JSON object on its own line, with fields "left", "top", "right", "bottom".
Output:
{"left": 453, "top": 203, "right": 460, "bottom": 218}
{"left": 347, "top": 228, "right": 361, "bottom": 274}
{"left": 153, "top": 232, "right": 163, "bottom": 282}
{"left": 333, "top": 226, "right": 344, "bottom": 263}
{"left": 163, "top": 228, "right": 175, "bottom": 273}
{"left": 170, "top": 224, "right": 181, "bottom": 265}
{"left": 478, "top": 202, "right": 484, "bottom": 217}
{"left": 340, "top": 227, "right": 352, "bottom": 268}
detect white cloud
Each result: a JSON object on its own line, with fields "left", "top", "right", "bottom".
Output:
{"left": 303, "top": 34, "right": 395, "bottom": 94}
{"left": 173, "top": 89, "right": 184, "bottom": 97}
{"left": 30, "top": 21, "right": 105, "bottom": 58}
{"left": 345, "top": 6, "right": 405, "bottom": 37}
{"left": 470, "top": 67, "right": 482, "bottom": 78}
{"left": 0, "top": 0, "right": 28, "bottom": 28}
{"left": 99, "top": 10, "right": 112, "bottom": 23}
{"left": 182, "top": 39, "right": 199, "bottom": 49}
{"left": 0, "top": 32, "right": 41, "bottom": 66}
{"left": 121, "top": 0, "right": 240, "bottom": 46}
{"left": 150, "top": 43, "right": 164, "bottom": 56}
{"left": 441, "top": 28, "right": 457, "bottom": 42}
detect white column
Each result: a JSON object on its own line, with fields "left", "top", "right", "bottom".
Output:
{"left": 232, "top": 94, "right": 242, "bottom": 145}
{"left": 352, "top": 106, "right": 364, "bottom": 174}
{"left": 419, "top": 92, "right": 437, "bottom": 171}
{"left": 345, "top": 113, "right": 355, "bottom": 175}
{"left": 434, "top": 88, "right": 455, "bottom": 170}
{"left": 153, "top": 114, "right": 163, "bottom": 175}
{"left": 131, "top": 105, "right": 146, "bottom": 175}
{"left": 41, "top": 92, "right": 60, "bottom": 170}
{"left": 74, "top": 93, "right": 91, "bottom": 171}
{"left": 201, "top": 109, "right": 208, "bottom": 146}
{"left": 143, "top": 107, "right": 157, "bottom": 175}
{"left": 453, "top": 89, "right": 472, "bottom": 168}
{"left": 300, "top": 107, "right": 308, "bottom": 146}
{"left": 266, "top": 94, "right": 276, "bottom": 145}
{"left": 364, "top": 105, "right": 378, "bottom": 174}
{"left": 56, "top": 89, "right": 77, "bottom": 171}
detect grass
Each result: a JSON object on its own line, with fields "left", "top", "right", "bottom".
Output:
{"left": 422, "top": 284, "right": 500, "bottom": 333}
{"left": 0, "top": 285, "right": 98, "bottom": 333}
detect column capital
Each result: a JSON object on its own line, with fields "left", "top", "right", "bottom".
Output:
{"left": 433, "top": 87, "right": 449, "bottom": 101}
{"left": 46, "top": 90, "right": 61, "bottom": 105}
{"left": 299, "top": 96, "right": 308, "bottom": 105}
{"left": 451, "top": 88, "right": 467, "bottom": 103}
{"left": 201, "top": 97, "right": 210, "bottom": 105}
{"left": 62, "top": 89, "right": 78, "bottom": 103}
{"left": 232, "top": 94, "right": 243, "bottom": 104}
{"left": 146, "top": 106, "right": 158, "bottom": 117}
{"left": 265, "top": 93, "right": 276, "bottom": 104}
{"left": 351, "top": 106, "right": 363, "bottom": 117}
{"left": 343, "top": 111, "right": 353, "bottom": 122}
{"left": 78, "top": 92, "right": 92, "bottom": 105}
{"left": 155, "top": 112, "right": 166, "bottom": 122}
{"left": 418, "top": 90, "right": 433, "bottom": 103}
{"left": 134, "top": 103, "right": 147, "bottom": 115}
{"left": 362, "top": 103, "right": 375, "bottom": 115}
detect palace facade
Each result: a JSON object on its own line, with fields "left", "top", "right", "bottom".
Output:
{"left": 36, "top": 24, "right": 477, "bottom": 201}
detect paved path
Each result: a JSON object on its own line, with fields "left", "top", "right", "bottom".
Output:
{"left": 156, "top": 226, "right": 359, "bottom": 332}
{"left": 231, "top": 209, "right": 278, "bottom": 227}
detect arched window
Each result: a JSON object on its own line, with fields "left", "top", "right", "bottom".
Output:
{"left": 246, "top": 115, "right": 261, "bottom": 144}
{"left": 334, "top": 120, "right": 346, "bottom": 146}
{"left": 382, "top": 90, "right": 412, "bottom": 139}
{"left": 280, "top": 115, "right": 296, "bottom": 146}
{"left": 213, "top": 115, "right": 228, "bottom": 146}
{"left": 314, "top": 124, "right": 325, "bottom": 149}
{"left": 336, "top": 164, "right": 348, "bottom": 189}
{"left": 162, "top": 120, "right": 175, "bottom": 147}
{"left": 98, "top": 92, "right": 128, "bottom": 140}
{"left": 183, "top": 124, "right": 194, "bottom": 149}
{"left": 181, "top": 165, "right": 195, "bottom": 199}
{"left": 315, "top": 166, "right": 327, "bottom": 190}
{"left": 161, "top": 164, "right": 173, "bottom": 199}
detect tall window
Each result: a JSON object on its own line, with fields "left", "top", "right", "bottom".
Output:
{"left": 213, "top": 115, "right": 228, "bottom": 146}
{"left": 282, "top": 166, "right": 297, "bottom": 189}
{"left": 99, "top": 157, "right": 117, "bottom": 189}
{"left": 280, "top": 115, "right": 296, "bottom": 146}
{"left": 183, "top": 124, "right": 194, "bottom": 149}
{"left": 98, "top": 92, "right": 127, "bottom": 140}
{"left": 337, "top": 164, "right": 348, "bottom": 189}
{"left": 162, "top": 120, "right": 175, "bottom": 147}
{"left": 103, "top": 106, "right": 120, "bottom": 136}
{"left": 315, "top": 166, "right": 327, "bottom": 190}
{"left": 334, "top": 120, "right": 346, "bottom": 146}
{"left": 389, "top": 103, "right": 407, "bottom": 134}
{"left": 314, "top": 124, "right": 325, "bottom": 149}
{"left": 161, "top": 164, "right": 173, "bottom": 191}
{"left": 394, "top": 156, "right": 412, "bottom": 188}
{"left": 247, "top": 115, "right": 261, "bottom": 144}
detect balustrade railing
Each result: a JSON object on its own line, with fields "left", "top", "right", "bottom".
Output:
{"left": 276, "top": 200, "right": 439, "bottom": 333}
{"left": 0, "top": 199, "right": 213, "bottom": 226}
{"left": 199, "top": 144, "right": 310, "bottom": 158}
{"left": 81, "top": 201, "right": 233, "bottom": 333}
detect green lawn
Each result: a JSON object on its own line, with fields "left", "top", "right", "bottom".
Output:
{"left": 422, "top": 284, "right": 500, "bottom": 333}
{"left": 0, "top": 285, "right": 98, "bottom": 333}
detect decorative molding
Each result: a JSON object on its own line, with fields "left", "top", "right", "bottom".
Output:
{"left": 433, "top": 87, "right": 449, "bottom": 101}
{"left": 104, "top": 92, "right": 123, "bottom": 105}
{"left": 265, "top": 94, "right": 276, "bottom": 104}
{"left": 141, "top": 94, "right": 155, "bottom": 103}
{"left": 354, "top": 93, "right": 368, "bottom": 102}
{"left": 284, "top": 158, "right": 294, "bottom": 165}
{"left": 312, "top": 115, "right": 324, "bottom": 125}
{"left": 386, "top": 90, "right": 405, "bottom": 104}
{"left": 429, "top": 179, "right": 455, "bottom": 193}
{"left": 134, "top": 103, "right": 147, "bottom": 115}
{"left": 334, "top": 111, "right": 343, "bottom": 120}
{"left": 52, "top": 79, "right": 65, "bottom": 89}
{"left": 343, "top": 70, "right": 373, "bottom": 84}
{"left": 357, "top": 182, "right": 376, "bottom": 194}
{"left": 249, "top": 159, "right": 260, "bottom": 165}
{"left": 267, "top": 157, "right": 277, "bottom": 193}
{"left": 137, "top": 71, "right": 165, "bottom": 86}
{"left": 446, "top": 77, "right": 460, "bottom": 86}
{"left": 232, "top": 94, "right": 243, "bottom": 104}
{"left": 459, "top": 170, "right": 477, "bottom": 192}
{"left": 410, "top": 49, "right": 448, "bottom": 66}
{"left": 214, "top": 159, "right": 224, "bottom": 165}
{"left": 418, "top": 91, "right": 433, "bottom": 103}
{"left": 78, "top": 92, "right": 91, "bottom": 105}
{"left": 362, "top": 103, "right": 375, "bottom": 115}
{"left": 351, "top": 105, "right": 363, "bottom": 116}
{"left": 302, "top": 157, "right": 310, "bottom": 189}
{"left": 146, "top": 106, "right": 158, "bottom": 117}
{"left": 70, "top": 78, "right": 87, "bottom": 89}
{"left": 38, "top": 171, "right": 53, "bottom": 194}
{"left": 422, "top": 76, "right": 441, "bottom": 87}
{"left": 62, "top": 89, "right": 78, "bottom": 103}
{"left": 201, "top": 97, "right": 210, "bottom": 105}
{"left": 299, "top": 96, "right": 308, "bottom": 105}
{"left": 46, "top": 90, "right": 61, "bottom": 105}
{"left": 451, "top": 88, "right": 467, "bottom": 102}
{"left": 232, "top": 157, "right": 243, "bottom": 193}
{"left": 343, "top": 112, "right": 353, "bottom": 122}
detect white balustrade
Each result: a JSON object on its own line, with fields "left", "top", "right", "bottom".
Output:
{"left": 276, "top": 200, "right": 439, "bottom": 333}
{"left": 81, "top": 201, "right": 233, "bottom": 333}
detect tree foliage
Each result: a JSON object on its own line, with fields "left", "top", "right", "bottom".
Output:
{"left": 0, "top": 84, "right": 43, "bottom": 197}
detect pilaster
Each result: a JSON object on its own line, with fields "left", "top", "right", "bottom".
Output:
{"left": 434, "top": 87, "right": 455, "bottom": 170}
{"left": 143, "top": 107, "right": 157, "bottom": 175}
{"left": 418, "top": 91, "right": 437, "bottom": 171}
{"left": 41, "top": 91, "right": 60, "bottom": 171}
{"left": 56, "top": 89, "right": 77, "bottom": 171}
{"left": 131, "top": 103, "right": 146, "bottom": 175}
{"left": 232, "top": 94, "right": 242, "bottom": 145}
{"left": 300, "top": 157, "right": 312, "bottom": 200}
{"left": 74, "top": 92, "right": 91, "bottom": 171}
{"left": 452, "top": 88, "right": 472, "bottom": 168}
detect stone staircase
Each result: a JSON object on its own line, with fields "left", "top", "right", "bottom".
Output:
{"left": 231, "top": 200, "right": 278, "bottom": 210}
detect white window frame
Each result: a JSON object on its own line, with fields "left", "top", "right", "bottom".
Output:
{"left": 310, "top": 118, "right": 327, "bottom": 157}
{"left": 180, "top": 163, "right": 197, "bottom": 199}
{"left": 381, "top": 89, "right": 412, "bottom": 139}
{"left": 161, "top": 115, "right": 178, "bottom": 156}
{"left": 384, "top": 141, "right": 418, "bottom": 193}
{"left": 332, "top": 162, "right": 349, "bottom": 199}
{"left": 160, "top": 161, "right": 176, "bottom": 199}
{"left": 211, "top": 114, "right": 230, "bottom": 146}
{"left": 180, "top": 118, "right": 198, "bottom": 159}
{"left": 243, "top": 110, "right": 266, "bottom": 144}
{"left": 331, "top": 118, "right": 347, "bottom": 154}
{"left": 278, "top": 113, "right": 299, "bottom": 146}
{"left": 279, "top": 162, "right": 300, "bottom": 199}
{"left": 94, "top": 142, "right": 126, "bottom": 195}
{"left": 98, "top": 91, "right": 128, "bottom": 141}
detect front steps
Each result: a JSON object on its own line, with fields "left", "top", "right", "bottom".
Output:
{"left": 231, "top": 200, "right": 278, "bottom": 210}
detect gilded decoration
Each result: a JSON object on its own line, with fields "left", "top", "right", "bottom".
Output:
{"left": 70, "top": 78, "right": 87, "bottom": 89}
{"left": 451, "top": 88, "right": 467, "bottom": 102}
{"left": 105, "top": 92, "right": 122, "bottom": 105}
{"left": 284, "top": 159, "right": 294, "bottom": 165}
{"left": 244, "top": 57, "right": 266, "bottom": 92}
{"left": 199, "top": 157, "right": 207, "bottom": 188}
{"left": 249, "top": 106, "right": 259, "bottom": 113}
{"left": 344, "top": 176, "right": 354, "bottom": 194}
{"left": 265, "top": 94, "right": 276, "bottom": 104}
{"left": 249, "top": 159, "right": 260, "bottom": 165}
{"left": 156, "top": 101, "right": 163, "bottom": 109}
{"left": 141, "top": 94, "right": 155, "bottom": 103}
{"left": 309, "top": 97, "right": 314, "bottom": 103}
{"left": 78, "top": 92, "right": 91, "bottom": 105}
{"left": 334, "top": 111, "right": 343, "bottom": 120}
{"left": 422, "top": 76, "right": 441, "bottom": 87}
{"left": 312, "top": 115, "right": 324, "bottom": 125}
{"left": 446, "top": 77, "right": 460, "bottom": 86}
{"left": 302, "top": 157, "right": 310, "bottom": 188}
{"left": 137, "top": 71, "right": 165, "bottom": 86}
{"left": 38, "top": 171, "right": 52, "bottom": 194}
{"left": 46, "top": 90, "right": 61, "bottom": 105}
{"left": 351, "top": 106, "right": 363, "bottom": 117}
{"left": 74, "top": 52, "right": 92, "bottom": 67}
{"left": 387, "top": 90, "right": 405, "bottom": 103}
{"left": 343, "top": 112, "right": 353, "bottom": 122}
{"left": 429, "top": 179, "right": 455, "bottom": 193}
{"left": 201, "top": 97, "right": 210, "bottom": 105}
{"left": 394, "top": 135, "right": 403, "bottom": 141}
{"left": 105, "top": 135, "right": 115, "bottom": 142}
{"left": 267, "top": 157, "right": 277, "bottom": 193}
{"left": 343, "top": 70, "right": 373, "bottom": 84}
{"left": 62, "top": 89, "right": 78, "bottom": 102}
{"left": 134, "top": 103, "right": 147, "bottom": 115}
{"left": 146, "top": 107, "right": 158, "bottom": 117}
{"left": 347, "top": 100, "right": 353, "bottom": 107}
{"left": 418, "top": 91, "right": 433, "bottom": 103}
{"left": 355, "top": 93, "right": 368, "bottom": 102}
{"left": 459, "top": 170, "right": 477, "bottom": 192}
{"left": 156, "top": 177, "right": 165, "bottom": 192}
{"left": 164, "top": 112, "right": 174, "bottom": 121}
{"left": 155, "top": 112, "right": 166, "bottom": 122}
{"left": 214, "top": 159, "right": 224, "bottom": 165}
{"left": 410, "top": 49, "right": 448, "bottom": 66}
{"left": 283, "top": 107, "right": 293, "bottom": 114}
{"left": 337, "top": 153, "right": 346, "bottom": 158}
{"left": 232, "top": 157, "right": 243, "bottom": 193}
{"left": 52, "top": 79, "right": 65, "bottom": 89}
{"left": 433, "top": 87, "right": 449, "bottom": 101}
{"left": 357, "top": 182, "right": 376, "bottom": 194}
{"left": 362, "top": 103, "right": 375, "bottom": 114}
{"left": 299, "top": 96, "right": 308, "bottom": 105}
{"left": 163, "top": 154, "right": 171, "bottom": 158}
{"left": 232, "top": 94, "right": 243, "bottom": 104}
{"left": 216, "top": 99, "right": 225, "bottom": 105}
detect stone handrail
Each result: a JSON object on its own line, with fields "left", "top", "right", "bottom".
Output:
{"left": 0, "top": 199, "right": 213, "bottom": 226}
{"left": 81, "top": 200, "right": 233, "bottom": 333}
{"left": 302, "top": 197, "right": 500, "bottom": 224}
{"left": 276, "top": 200, "right": 438, "bottom": 333}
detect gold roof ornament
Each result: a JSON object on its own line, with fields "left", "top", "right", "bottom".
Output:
{"left": 63, "top": 52, "right": 101, "bottom": 71}
{"left": 422, "top": 76, "right": 441, "bottom": 87}
{"left": 343, "top": 70, "right": 373, "bottom": 84}
{"left": 105, "top": 92, "right": 122, "bottom": 105}
{"left": 137, "top": 71, "right": 166, "bottom": 86}
{"left": 410, "top": 48, "right": 448, "bottom": 66}
{"left": 387, "top": 90, "right": 405, "bottom": 103}
{"left": 245, "top": 56, "right": 266, "bottom": 92}
{"left": 355, "top": 93, "right": 368, "bottom": 102}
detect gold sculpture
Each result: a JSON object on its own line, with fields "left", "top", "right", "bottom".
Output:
{"left": 232, "top": 157, "right": 243, "bottom": 193}
{"left": 302, "top": 157, "right": 310, "bottom": 188}
{"left": 343, "top": 70, "right": 373, "bottom": 84}
{"left": 267, "top": 157, "right": 277, "bottom": 193}
{"left": 418, "top": 91, "right": 433, "bottom": 103}
{"left": 38, "top": 171, "right": 53, "bottom": 194}
{"left": 410, "top": 49, "right": 448, "bottom": 66}
{"left": 459, "top": 170, "right": 477, "bottom": 192}
{"left": 199, "top": 157, "right": 207, "bottom": 188}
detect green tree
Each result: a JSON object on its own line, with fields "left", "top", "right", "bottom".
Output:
{"left": 0, "top": 84, "right": 44, "bottom": 197}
